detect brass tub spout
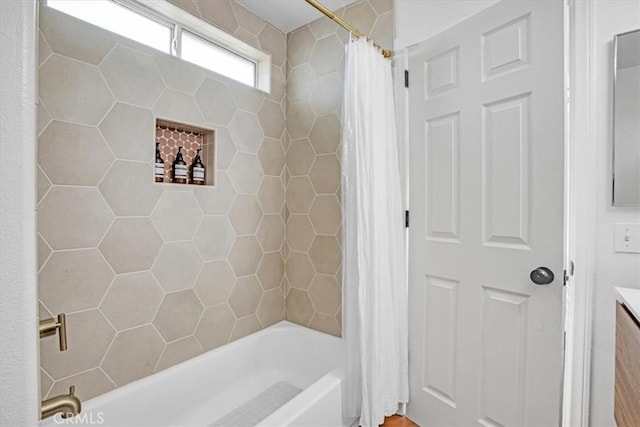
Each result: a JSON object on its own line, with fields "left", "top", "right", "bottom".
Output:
{"left": 41, "top": 385, "right": 81, "bottom": 420}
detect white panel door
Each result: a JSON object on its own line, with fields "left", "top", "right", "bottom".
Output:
{"left": 407, "top": 1, "right": 565, "bottom": 426}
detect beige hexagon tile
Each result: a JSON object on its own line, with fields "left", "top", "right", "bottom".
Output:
{"left": 39, "top": 249, "right": 114, "bottom": 315}
{"left": 153, "top": 52, "right": 206, "bottom": 95}
{"left": 228, "top": 153, "right": 263, "bottom": 194}
{"left": 230, "top": 1, "right": 265, "bottom": 35}
{"left": 228, "top": 236, "right": 263, "bottom": 277}
{"left": 40, "top": 54, "right": 114, "bottom": 125}
{"left": 286, "top": 215, "right": 315, "bottom": 252}
{"left": 309, "top": 195, "right": 341, "bottom": 235}
{"left": 343, "top": 1, "right": 378, "bottom": 35}
{"left": 309, "top": 313, "right": 341, "bottom": 337}
{"left": 259, "top": 24, "right": 285, "bottom": 66}
{"left": 152, "top": 242, "right": 203, "bottom": 292}
{"left": 369, "top": 0, "right": 394, "bottom": 14}
{"left": 285, "top": 289, "right": 314, "bottom": 326}
{"left": 99, "top": 271, "right": 164, "bottom": 330}
{"left": 257, "top": 177, "right": 285, "bottom": 214}
{"left": 370, "top": 10, "right": 394, "bottom": 52}
{"left": 98, "top": 161, "right": 163, "bottom": 217}
{"left": 256, "top": 214, "right": 284, "bottom": 252}
{"left": 288, "top": 27, "right": 316, "bottom": 67}
{"left": 257, "top": 252, "right": 284, "bottom": 290}
{"left": 229, "top": 111, "right": 263, "bottom": 153}
{"left": 99, "top": 103, "right": 155, "bottom": 162}
{"left": 153, "top": 290, "right": 203, "bottom": 342}
{"left": 39, "top": 187, "right": 114, "bottom": 250}
{"left": 100, "top": 218, "right": 163, "bottom": 274}
{"left": 193, "top": 172, "right": 236, "bottom": 214}
{"left": 40, "top": 7, "right": 116, "bottom": 65}
{"left": 310, "top": 114, "right": 340, "bottom": 154}
{"left": 151, "top": 191, "right": 203, "bottom": 242}
{"left": 287, "top": 139, "right": 316, "bottom": 176}
{"left": 41, "top": 309, "right": 115, "bottom": 380}
{"left": 38, "top": 31, "right": 53, "bottom": 67}
{"left": 268, "top": 64, "right": 286, "bottom": 103}
{"left": 195, "top": 78, "right": 236, "bottom": 126}
{"left": 228, "top": 276, "right": 262, "bottom": 318}
{"left": 308, "top": 12, "right": 339, "bottom": 39}
{"left": 257, "top": 288, "right": 284, "bottom": 327}
{"left": 155, "top": 336, "right": 203, "bottom": 373}
{"left": 101, "top": 325, "right": 165, "bottom": 387}
{"left": 40, "top": 368, "right": 54, "bottom": 401}
{"left": 309, "top": 155, "right": 341, "bottom": 194}
{"left": 230, "top": 80, "right": 264, "bottom": 113}
{"left": 309, "top": 236, "right": 341, "bottom": 275}
{"left": 308, "top": 274, "right": 341, "bottom": 315}
{"left": 193, "top": 216, "right": 235, "bottom": 261}
{"left": 47, "top": 368, "right": 115, "bottom": 402}
{"left": 286, "top": 252, "right": 315, "bottom": 290}
{"left": 287, "top": 102, "right": 316, "bottom": 139}
{"left": 286, "top": 177, "right": 315, "bottom": 214}
{"left": 287, "top": 64, "right": 317, "bottom": 104}
{"left": 196, "top": 0, "right": 238, "bottom": 34}
{"left": 37, "top": 234, "right": 52, "bottom": 272}
{"left": 37, "top": 165, "right": 51, "bottom": 204}
{"left": 39, "top": 121, "right": 113, "bottom": 186}
{"left": 230, "top": 314, "right": 262, "bottom": 342}
{"left": 99, "top": 45, "right": 164, "bottom": 108}
{"left": 228, "top": 195, "right": 263, "bottom": 235}
{"left": 168, "top": 0, "right": 201, "bottom": 17}
{"left": 309, "top": 35, "right": 344, "bottom": 77}
{"left": 257, "top": 100, "right": 285, "bottom": 139}
{"left": 194, "top": 261, "right": 235, "bottom": 307}
{"left": 310, "top": 73, "right": 343, "bottom": 116}
{"left": 194, "top": 303, "right": 235, "bottom": 351}
{"left": 258, "top": 137, "right": 285, "bottom": 176}
{"left": 37, "top": 100, "right": 52, "bottom": 136}
{"left": 153, "top": 88, "right": 206, "bottom": 127}
{"left": 212, "top": 128, "right": 236, "bottom": 171}
{"left": 235, "top": 27, "right": 261, "bottom": 50}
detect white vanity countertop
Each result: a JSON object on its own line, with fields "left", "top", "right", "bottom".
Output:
{"left": 616, "top": 287, "right": 640, "bottom": 322}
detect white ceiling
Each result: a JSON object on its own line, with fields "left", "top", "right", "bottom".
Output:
{"left": 235, "top": 0, "right": 358, "bottom": 33}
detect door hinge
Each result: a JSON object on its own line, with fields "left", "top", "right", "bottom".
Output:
{"left": 405, "top": 210, "right": 410, "bottom": 228}
{"left": 563, "top": 261, "right": 575, "bottom": 286}
{"left": 404, "top": 70, "right": 409, "bottom": 88}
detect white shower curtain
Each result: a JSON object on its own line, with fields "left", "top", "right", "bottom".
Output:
{"left": 342, "top": 37, "right": 408, "bottom": 427}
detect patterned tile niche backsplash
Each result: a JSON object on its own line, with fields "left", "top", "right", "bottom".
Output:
{"left": 155, "top": 121, "right": 213, "bottom": 184}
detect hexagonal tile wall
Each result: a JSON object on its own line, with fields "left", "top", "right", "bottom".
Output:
{"left": 36, "top": 0, "right": 389, "bottom": 401}
{"left": 153, "top": 290, "right": 204, "bottom": 342}
{"left": 99, "top": 218, "right": 163, "bottom": 274}
{"left": 284, "top": 1, "right": 394, "bottom": 336}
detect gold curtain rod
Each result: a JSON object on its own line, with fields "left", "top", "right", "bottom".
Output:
{"left": 304, "top": 0, "right": 393, "bottom": 58}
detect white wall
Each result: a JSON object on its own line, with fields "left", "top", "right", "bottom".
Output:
{"left": 394, "top": 0, "right": 499, "bottom": 49}
{"left": 0, "top": 1, "right": 39, "bottom": 426}
{"left": 589, "top": 2, "right": 640, "bottom": 425}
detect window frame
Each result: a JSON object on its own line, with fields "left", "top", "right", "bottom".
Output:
{"left": 45, "top": 0, "right": 271, "bottom": 91}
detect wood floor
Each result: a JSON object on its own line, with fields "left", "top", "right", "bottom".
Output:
{"left": 381, "top": 415, "right": 419, "bottom": 426}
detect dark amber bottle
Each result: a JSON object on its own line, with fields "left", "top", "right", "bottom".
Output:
{"left": 154, "top": 142, "right": 164, "bottom": 183}
{"left": 172, "top": 147, "right": 187, "bottom": 184}
{"left": 190, "top": 148, "right": 205, "bottom": 185}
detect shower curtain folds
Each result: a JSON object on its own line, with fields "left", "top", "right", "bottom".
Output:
{"left": 341, "top": 37, "right": 408, "bottom": 427}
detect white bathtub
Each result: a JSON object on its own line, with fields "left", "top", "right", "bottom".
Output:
{"left": 41, "top": 321, "right": 355, "bottom": 427}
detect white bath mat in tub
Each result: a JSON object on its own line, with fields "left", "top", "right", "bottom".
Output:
{"left": 210, "top": 381, "right": 302, "bottom": 427}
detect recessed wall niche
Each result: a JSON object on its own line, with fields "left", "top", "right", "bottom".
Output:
{"left": 155, "top": 119, "right": 215, "bottom": 186}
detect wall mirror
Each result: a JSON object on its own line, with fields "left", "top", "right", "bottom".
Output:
{"left": 613, "top": 29, "right": 640, "bottom": 206}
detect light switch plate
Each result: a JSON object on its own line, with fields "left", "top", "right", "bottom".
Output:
{"left": 614, "top": 223, "right": 640, "bottom": 254}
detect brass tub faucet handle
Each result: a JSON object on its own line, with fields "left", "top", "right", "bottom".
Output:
{"left": 39, "top": 313, "right": 68, "bottom": 351}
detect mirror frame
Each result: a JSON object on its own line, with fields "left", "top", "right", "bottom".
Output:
{"left": 612, "top": 28, "right": 640, "bottom": 206}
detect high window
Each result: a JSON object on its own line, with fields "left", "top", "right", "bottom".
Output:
{"left": 46, "top": 0, "right": 270, "bottom": 90}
